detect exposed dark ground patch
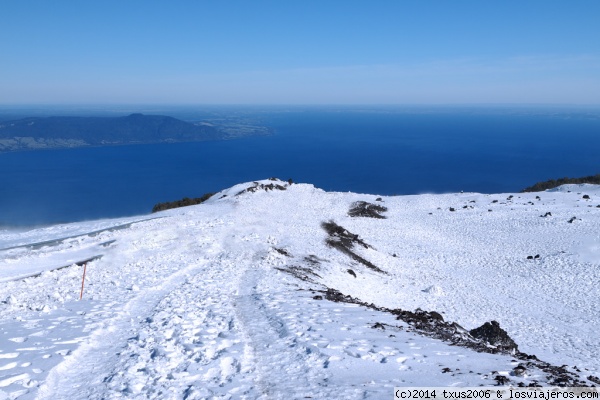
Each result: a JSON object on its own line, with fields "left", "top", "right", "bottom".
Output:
{"left": 274, "top": 253, "right": 324, "bottom": 283}
{"left": 322, "top": 221, "right": 371, "bottom": 249}
{"left": 321, "top": 221, "right": 386, "bottom": 274}
{"left": 469, "top": 321, "right": 518, "bottom": 352}
{"left": 348, "top": 201, "right": 388, "bottom": 219}
{"left": 235, "top": 179, "right": 288, "bottom": 196}
{"left": 275, "top": 266, "right": 321, "bottom": 283}
{"left": 273, "top": 247, "right": 291, "bottom": 257}
{"left": 304, "top": 254, "right": 326, "bottom": 265}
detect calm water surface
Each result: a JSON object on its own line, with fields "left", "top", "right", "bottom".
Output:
{"left": 1, "top": 108, "right": 599, "bottom": 226}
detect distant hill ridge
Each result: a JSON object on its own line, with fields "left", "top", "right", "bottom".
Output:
{"left": 0, "top": 113, "right": 222, "bottom": 151}
{"left": 521, "top": 173, "right": 600, "bottom": 192}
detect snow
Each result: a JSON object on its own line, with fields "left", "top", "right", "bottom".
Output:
{"left": 0, "top": 179, "right": 599, "bottom": 399}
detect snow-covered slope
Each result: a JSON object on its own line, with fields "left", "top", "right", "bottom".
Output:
{"left": 0, "top": 179, "right": 599, "bottom": 399}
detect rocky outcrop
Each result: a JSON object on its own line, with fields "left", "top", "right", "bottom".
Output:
{"left": 348, "top": 201, "right": 388, "bottom": 219}
{"left": 469, "top": 320, "right": 518, "bottom": 352}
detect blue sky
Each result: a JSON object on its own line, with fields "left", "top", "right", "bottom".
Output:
{"left": 1, "top": 1, "right": 599, "bottom": 105}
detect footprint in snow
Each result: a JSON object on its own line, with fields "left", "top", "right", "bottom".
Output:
{"left": 361, "top": 352, "right": 387, "bottom": 363}
{"left": 219, "top": 357, "right": 240, "bottom": 382}
{"left": 344, "top": 349, "right": 361, "bottom": 358}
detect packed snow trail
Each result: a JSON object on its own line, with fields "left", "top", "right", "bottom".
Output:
{"left": 30, "top": 200, "right": 388, "bottom": 399}
{"left": 36, "top": 215, "right": 230, "bottom": 399}
{"left": 1, "top": 179, "right": 599, "bottom": 398}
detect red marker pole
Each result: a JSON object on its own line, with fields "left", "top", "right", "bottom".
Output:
{"left": 80, "top": 263, "right": 87, "bottom": 300}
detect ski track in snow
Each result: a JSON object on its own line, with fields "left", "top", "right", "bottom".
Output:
{"left": 0, "top": 180, "right": 599, "bottom": 399}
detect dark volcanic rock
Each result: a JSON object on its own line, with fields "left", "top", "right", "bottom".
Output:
{"left": 511, "top": 365, "right": 527, "bottom": 377}
{"left": 321, "top": 221, "right": 371, "bottom": 250}
{"left": 495, "top": 375, "right": 511, "bottom": 385}
{"left": 588, "top": 375, "right": 600, "bottom": 385}
{"left": 321, "top": 221, "right": 386, "bottom": 274}
{"left": 348, "top": 201, "right": 388, "bottom": 219}
{"left": 393, "top": 309, "right": 445, "bottom": 328}
{"left": 311, "top": 287, "right": 593, "bottom": 386}
{"left": 470, "top": 321, "right": 518, "bottom": 352}
{"left": 311, "top": 286, "right": 592, "bottom": 386}
{"left": 324, "top": 288, "right": 355, "bottom": 303}
{"left": 275, "top": 265, "right": 321, "bottom": 283}
{"left": 273, "top": 247, "right": 291, "bottom": 257}
{"left": 235, "top": 180, "right": 288, "bottom": 196}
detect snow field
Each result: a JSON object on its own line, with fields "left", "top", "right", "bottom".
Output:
{"left": 0, "top": 179, "right": 598, "bottom": 398}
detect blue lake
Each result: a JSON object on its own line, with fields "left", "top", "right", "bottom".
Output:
{"left": 1, "top": 107, "right": 599, "bottom": 227}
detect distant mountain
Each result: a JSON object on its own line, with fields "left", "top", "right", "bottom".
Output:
{"left": 0, "top": 113, "right": 228, "bottom": 152}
